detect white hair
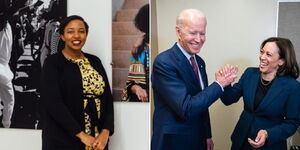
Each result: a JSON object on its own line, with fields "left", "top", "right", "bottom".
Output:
{"left": 176, "top": 9, "right": 206, "bottom": 28}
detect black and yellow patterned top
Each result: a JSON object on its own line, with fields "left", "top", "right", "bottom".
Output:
{"left": 69, "top": 57, "right": 105, "bottom": 150}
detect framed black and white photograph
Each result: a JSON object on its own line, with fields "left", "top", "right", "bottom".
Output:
{"left": 0, "top": 0, "right": 67, "bottom": 129}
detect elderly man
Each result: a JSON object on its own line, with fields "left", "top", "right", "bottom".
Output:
{"left": 151, "top": 9, "right": 237, "bottom": 150}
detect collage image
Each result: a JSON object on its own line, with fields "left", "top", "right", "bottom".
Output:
{"left": 1, "top": 0, "right": 300, "bottom": 150}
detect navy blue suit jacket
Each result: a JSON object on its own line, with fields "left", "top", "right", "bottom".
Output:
{"left": 221, "top": 67, "right": 300, "bottom": 150}
{"left": 151, "top": 44, "right": 223, "bottom": 150}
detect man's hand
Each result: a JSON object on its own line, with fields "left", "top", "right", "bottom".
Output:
{"left": 215, "top": 64, "right": 238, "bottom": 88}
{"left": 206, "top": 138, "right": 214, "bottom": 150}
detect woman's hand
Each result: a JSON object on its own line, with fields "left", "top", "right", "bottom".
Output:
{"left": 131, "top": 33, "right": 145, "bottom": 55}
{"left": 131, "top": 85, "right": 148, "bottom": 102}
{"left": 215, "top": 64, "right": 238, "bottom": 88}
{"left": 76, "top": 131, "right": 96, "bottom": 147}
{"left": 248, "top": 129, "right": 268, "bottom": 148}
{"left": 93, "top": 129, "right": 110, "bottom": 150}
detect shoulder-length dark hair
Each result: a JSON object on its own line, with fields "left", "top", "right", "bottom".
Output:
{"left": 261, "top": 37, "right": 299, "bottom": 78}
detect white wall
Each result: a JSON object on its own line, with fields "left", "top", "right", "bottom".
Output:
{"left": 109, "top": 103, "right": 150, "bottom": 150}
{"left": 0, "top": 103, "right": 150, "bottom": 150}
{"left": 0, "top": 1, "right": 150, "bottom": 150}
{"left": 0, "top": 128, "right": 42, "bottom": 149}
{"left": 154, "top": 0, "right": 277, "bottom": 149}
{"left": 68, "top": 0, "right": 112, "bottom": 82}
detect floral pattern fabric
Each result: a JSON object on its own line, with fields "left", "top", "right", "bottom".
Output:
{"left": 69, "top": 58, "right": 104, "bottom": 150}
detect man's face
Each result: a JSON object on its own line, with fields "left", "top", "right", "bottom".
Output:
{"left": 176, "top": 17, "right": 206, "bottom": 55}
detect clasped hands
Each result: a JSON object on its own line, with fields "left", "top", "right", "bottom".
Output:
{"left": 215, "top": 64, "right": 238, "bottom": 88}
{"left": 77, "top": 129, "right": 110, "bottom": 150}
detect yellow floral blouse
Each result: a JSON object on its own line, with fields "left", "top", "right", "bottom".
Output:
{"left": 69, "top": 58, "right": 105, "bottom": 150}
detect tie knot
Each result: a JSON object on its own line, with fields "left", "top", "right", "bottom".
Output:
{"left": 190, "top": 56, "right": 197, "bottom": 65}
{"left": 190, "top": 56, "right": 195, "bottom": 61}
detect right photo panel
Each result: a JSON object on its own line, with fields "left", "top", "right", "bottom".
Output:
{"left": 151, "top": 0, "right": 300, "bottom": 150}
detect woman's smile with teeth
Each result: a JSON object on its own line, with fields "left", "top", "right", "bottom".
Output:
{"left": 73, "top": 40, "right": 81, "bottom": 45}
{"left": 260, "top": 62, "right": 268, "bottom": 66}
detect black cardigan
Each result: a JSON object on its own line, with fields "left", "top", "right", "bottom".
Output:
{"left": 41, "top": 52, "right": 114, "bottom": 150}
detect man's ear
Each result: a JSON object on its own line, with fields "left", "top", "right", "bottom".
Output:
{"left": 175, "top": 26, "right": 181, "bottom": 40}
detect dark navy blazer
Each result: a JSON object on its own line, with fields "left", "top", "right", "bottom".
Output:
{"left": 221, "top": 67, "right": 300, "bottom": 150}
{"left": 151, "top": 44, "right": 223, "bottom": 150}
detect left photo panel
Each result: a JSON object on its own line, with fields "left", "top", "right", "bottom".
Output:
{"left": 0, "top": 0, "right": 67, "bottom": 129}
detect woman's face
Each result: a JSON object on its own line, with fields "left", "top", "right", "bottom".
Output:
{"left": 61, "top": 19, "right": 87, "bottom": 52}
{"left": 259, "top": 42, "right": 284, "bottom": 75}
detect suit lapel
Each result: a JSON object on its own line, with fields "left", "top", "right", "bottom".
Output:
{"left": 195, "top": 56, "right": 207, "bottom": 88}
{"left": 247, "top": 71, "right": 260, "bottom": 111}
{"left": 172, "top": 44, "right": 200, "bottom": 89}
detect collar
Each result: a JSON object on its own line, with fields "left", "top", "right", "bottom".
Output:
{"left": 176, "top": 42, "right": 195, "bottom": 62}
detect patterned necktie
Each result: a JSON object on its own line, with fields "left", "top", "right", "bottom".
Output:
{"left": 190, "top": 56, "right": 201, "bottom": 86}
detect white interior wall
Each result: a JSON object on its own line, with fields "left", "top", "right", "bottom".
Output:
{"left": 0, "top": 1, "right": 150, "bottom": 150}
{"left": 155, "top": 0, "right": 277, "bottom": 149}
{"left": 68, "top": 0, "right": 112, "bottom": 81}
{"left": 109, "top": 103, "right": 150, "bottom": 150}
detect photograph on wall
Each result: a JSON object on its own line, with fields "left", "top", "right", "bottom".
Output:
{"left": 112, "top": 0, "right": 149, "bottom": 102}
{"left": 0, "top": 0, "right": 67, "bottom": 129}
{"left": 278, "top": 2, "right": 300, "bottom": 82}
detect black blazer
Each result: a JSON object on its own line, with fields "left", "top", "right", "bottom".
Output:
{"left": 41, "top": 52, "right": 114, "bottom": 150}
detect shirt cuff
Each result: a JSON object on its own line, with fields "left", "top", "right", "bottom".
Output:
{"left": 215, "top": 81, "right": 224, "bottom": 91}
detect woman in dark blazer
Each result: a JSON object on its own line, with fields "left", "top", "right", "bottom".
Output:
{"left": 220, "top": 37, "right": 300, "bottom": 150}
{"left": 41, "top": 15, "right": 114, "bottom": 150}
